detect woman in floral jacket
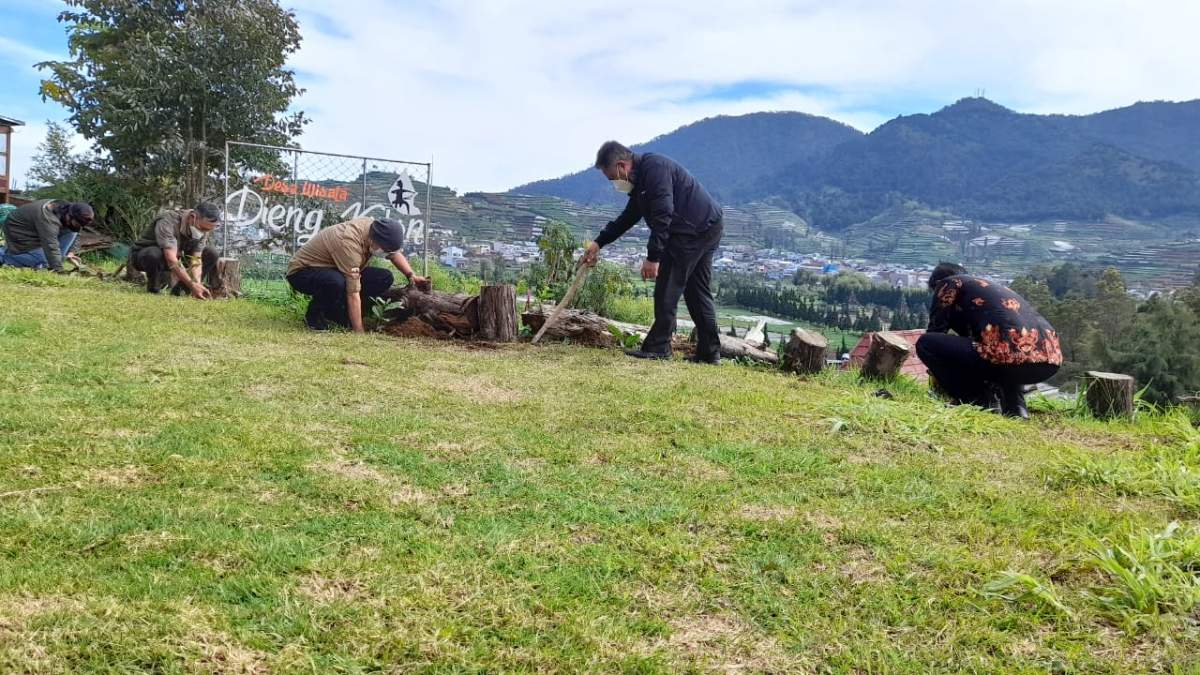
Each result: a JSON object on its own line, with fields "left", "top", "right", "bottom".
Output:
{"left": 917, "top": 262, "right": 1062, "bottom": 419}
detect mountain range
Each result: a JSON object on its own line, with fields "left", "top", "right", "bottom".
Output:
{"left": 511, "top": 98, "right": 1200, "bottom": 230}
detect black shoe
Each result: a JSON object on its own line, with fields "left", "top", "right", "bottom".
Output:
{"left": 687, "top": 354, "right": 721, "bottom": 365}
{"left": 624, "top": 349, "right": 670, "bottom": 360}
{"left": 170, "top": 282, "right": 187, "bottom": 297}
{"left": 1000, "top": 385, "right": 1029, "bottom": 420}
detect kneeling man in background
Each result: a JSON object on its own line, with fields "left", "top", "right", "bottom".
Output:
{"left": 130, "top": 202, "right": 221, "bottom": 298}
{"left": 917, "top": 262, "right": 1061, "bottom": 419}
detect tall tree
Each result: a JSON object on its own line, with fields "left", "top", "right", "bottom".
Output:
{"left": 38, "top": 0, "right": 307, "bottom": 205}
{"left": 27, "top": 121, "right": 79, "bottom": 188}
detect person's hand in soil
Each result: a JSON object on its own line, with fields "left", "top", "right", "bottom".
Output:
{"left": 191, "top": 284, "right": 212, "bottom": 300}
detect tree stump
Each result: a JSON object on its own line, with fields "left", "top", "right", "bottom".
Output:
{"left": 477, "top": 284, "right": 517, "bottom": 342}
{"left": 860, "top": 331, "right": 910, "bottom": 380}
{"left": 782, "top": 328, "right": 828, "bottom": 375}
{"left": 1084, "top": 371, "right": 1135, "bottom": 419}
{"left": 210, "top": 257, "right": 242, "bottom": 298}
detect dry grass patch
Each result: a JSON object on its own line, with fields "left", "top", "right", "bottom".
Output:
{"left": 443, "top": 377, "right": 523, "bottom": 404}
{"left": 649, "top": 613, "right": 802, "bottom": 673}
{"left": 295, "top": 573, "right": 368, "bottom": 605}
{"left": 736, "top": 504, "right": 798, "bottom": 522}
{"left": 83, "top": 464, "right": 149, "bottom": 487}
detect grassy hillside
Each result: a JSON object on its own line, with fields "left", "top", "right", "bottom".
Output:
{"left": 2, "top": 269, "right": 1198, "bottom": 672}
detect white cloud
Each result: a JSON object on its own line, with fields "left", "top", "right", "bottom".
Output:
{"left": 0, "top": 35, "right": 60, "bottom": 68}
{"left": 276, "top": 0, "right": 1200, "bottom": 193}
{"left": 7, "top": 0, "right": 1200, "bottom": 191}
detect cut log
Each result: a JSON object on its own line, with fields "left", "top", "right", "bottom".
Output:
{"left": 1084, "top": 371, "right": 1135, "bottom": 420}
{"left": 521, "top": 309, "right": 780, "bottom": 363}
{"left": 860, "top": 331, "right": 910, "bottom": 380}
{"left": 477, "top": 284, "right": 517, "bottom": 342}
{"left": 522, "top": 309, "right": 618, "bottom": 347}
{"left": 782, "top": 328, "right": 828, "bottom": 375}
{"left": 210, "top": 257, "right": 242, "bottom": 299}
{"left": 383, "top": 284, "right": 479, "bottom": 337}
{"left": 717, "top": 334, "right": 779, "bottom": 364}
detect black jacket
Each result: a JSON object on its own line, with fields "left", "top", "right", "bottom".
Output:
{"left": 593, "top": 153, "right": 723, "bottom": 262}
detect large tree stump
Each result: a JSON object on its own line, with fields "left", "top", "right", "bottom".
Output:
{"left": 477, "top": 284, "right": 517, "bottom": 342}
{"left": 1084, "top": 371, "right": 1135, "bottom": 420}
{"left": 210, "top": 257, "right": 242, "bottom": 298}
{"left": 782, "top": 328, "right": 828, "bottom": 375}
{"left": 860, "top": 331, "right": 910, "bottom": 380}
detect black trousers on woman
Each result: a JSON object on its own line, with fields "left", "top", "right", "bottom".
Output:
{"left": 916, "top": 332, "right": 1058, "bottom": 406}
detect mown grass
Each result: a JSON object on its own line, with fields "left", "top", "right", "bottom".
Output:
{"left": 1, "top": 268, "right": 1198, "bottom": 673}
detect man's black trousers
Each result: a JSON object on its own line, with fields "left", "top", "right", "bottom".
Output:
{"left": 642, "top": 220, "right": 724, "bottom": 360}
{"left": 916, "top": 332, "right": 1059, "bottom": 405}
{"left": 132, "top": 246, "right": 219, "bottom": 293}
{"left": 286, "top": 266, "right": 394, "bottom": 329}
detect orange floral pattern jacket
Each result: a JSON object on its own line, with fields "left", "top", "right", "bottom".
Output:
{"left": 928, "top": 275, "right": 1063, "bottom": 366}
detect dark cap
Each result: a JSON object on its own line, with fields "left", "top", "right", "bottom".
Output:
{"left": 369, "top": 218, "right": 406, "bottom": 253}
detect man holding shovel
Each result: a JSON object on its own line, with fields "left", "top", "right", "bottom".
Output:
{"left": 582, "top": 141, "right": 724, "bottom": 364}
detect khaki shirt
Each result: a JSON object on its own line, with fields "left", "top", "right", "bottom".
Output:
{"left": 132, "top": 210, "right": 208, "bottom": 265}
{"left": 286, "top": 217, "right": 374, "bottom": 293}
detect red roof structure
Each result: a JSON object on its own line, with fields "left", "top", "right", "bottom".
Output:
{"left": 845, "top": 329, "right": 929, "bottom": 380}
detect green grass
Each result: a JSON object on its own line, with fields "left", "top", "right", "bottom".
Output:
{"left": 2, "top": 268, "right": 1199, "bottom": 672}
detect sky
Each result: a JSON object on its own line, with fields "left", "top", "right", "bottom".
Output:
{"left": 2, "top": 0, "right": 1199, "bottom": 194}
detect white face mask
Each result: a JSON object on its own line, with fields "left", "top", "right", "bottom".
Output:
{"left": 610, "top": 164, "right": 633, "bottom": 194}
{"left": 189, "top": 226, "right": 206, "bottom": 239}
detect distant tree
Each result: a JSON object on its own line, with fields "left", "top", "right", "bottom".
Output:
{"left": 1093, "top": 267, "right": 1136, "bottom": 343}
{"left": 1095, "top": 295, "right": 1200, "bottom": 406}
{"left": 38, "top": 0, "right": 307, "bottom": 204}
{"left": 28, "top": 121, "right": 79, "bottom": 188}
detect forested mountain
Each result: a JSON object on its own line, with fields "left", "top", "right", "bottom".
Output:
{"left": 511, "top": 112, "right": 863, "bottom": 206}
{"left": 514, "top": 99, "right": 1200, "bottom": 230}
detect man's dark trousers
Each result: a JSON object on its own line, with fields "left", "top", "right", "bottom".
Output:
{"left": 132, "top": 246, "right": 219, "bottom": 292}
{"left": 641, "top": 220, "right": 724, "bottom": 360}
{"left": 286, "top": 267, "right": 394, "bottom": 329}
{"left": 916, "top": 332, "right": 1058, "bottom": 406}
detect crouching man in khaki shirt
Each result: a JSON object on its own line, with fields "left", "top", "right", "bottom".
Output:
{"left": 285, "top": 217, "right": 427, "bottom": 332}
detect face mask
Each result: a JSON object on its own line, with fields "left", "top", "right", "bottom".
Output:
{"left": 190, "top": 226, "right": 206, "bottom": 240}
{"left": 610, "top": 164, "right": 634, "bottom": 194}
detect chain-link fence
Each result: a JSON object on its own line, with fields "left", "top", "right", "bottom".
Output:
{"left": 222, "top": 141, "right": 432, "bottom": 298}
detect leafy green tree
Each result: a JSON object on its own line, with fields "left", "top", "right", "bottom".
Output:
{"left": 1096, "top": 296, "right": 1200, "bottom": 405}
{"left": 38, "top": 0, "right": 307, "bottom": 205}
{"left": 28, "top": 121, "right": 79, "bottom": 188}
{"left": 1093, "top": 267, "right": 1136, "bottom": 343}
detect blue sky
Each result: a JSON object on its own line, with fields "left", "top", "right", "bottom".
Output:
{"left": 3, "top": 0, "right": 1199, "bottom": 192}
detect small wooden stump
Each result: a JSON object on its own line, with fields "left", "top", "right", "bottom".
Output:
{"left": 782, "top": 328, "right": 828, "bottom": 375}
{"left": 210, "top": 257, "right": 242, "bottom": 298}
{"left": 1084, "top": 371, "right": 1135, "bottom": 419}
{"left": 477, "top": 284, "right": 518, "bottom": 342}
{"left": 861, "top": 331, "right": 910, "bottom": 380}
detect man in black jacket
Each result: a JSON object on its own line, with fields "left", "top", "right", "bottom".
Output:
{"left": 582, "top": 141, "right": 724, "bottom": 363}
